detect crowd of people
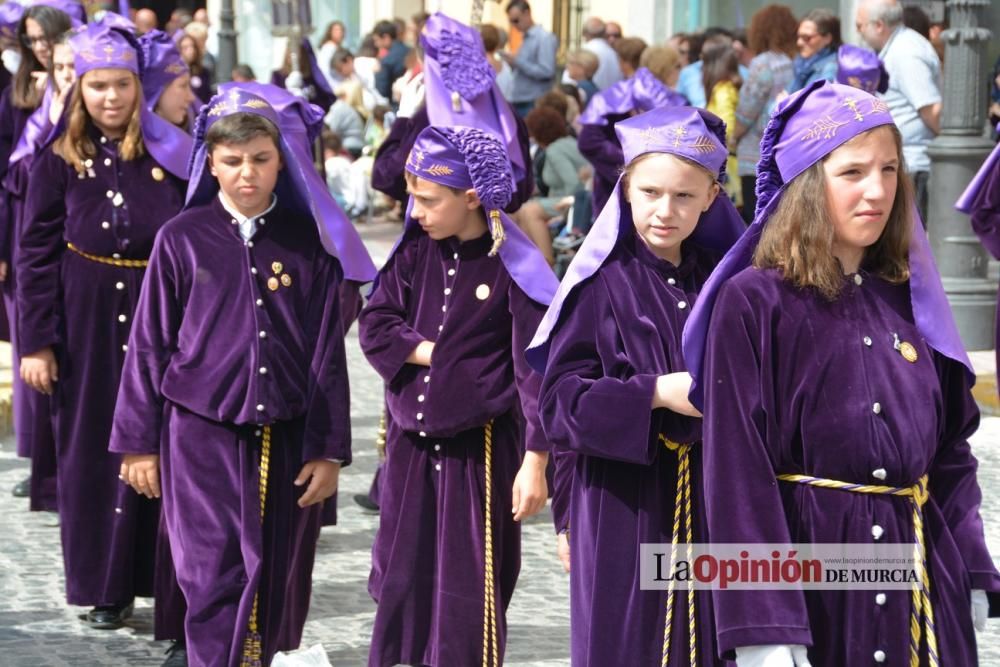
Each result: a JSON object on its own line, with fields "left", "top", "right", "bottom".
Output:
{"left": 1, "top": 1, "right": 999, "bottom": 667}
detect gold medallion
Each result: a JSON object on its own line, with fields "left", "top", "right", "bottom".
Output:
{"left": 475, "top": 284, "right": 490, "bottom": 300}
{"left": 280, "top": 273, "right": 292, "bottom": 288}
{"left": 899, "top": 341, "right": 918, "bottom": 363}
{"left": 271, "top": 261, "right": 283, "bottom": 274}
{"left": 151, "top": 167, "right": 165, "bottom": 181}
{"left": 267, "top": 276, "right": 280, "bottom": 291}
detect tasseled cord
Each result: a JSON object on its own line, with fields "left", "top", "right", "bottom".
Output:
{"left": 488, "top": 209, "right": 505, "bottom": 257}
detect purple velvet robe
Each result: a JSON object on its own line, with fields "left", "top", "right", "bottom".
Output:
{"left": 109, "top": 197, "right": 352, "bottom": 667}
{"left": 17, "top": 129, "right": 185, "bottom": 607}
{"left": 539, "top": 230, "right": 727, "bottom": 666}
{"left": 702, "top": 267, "right": 1000, "bottom": 664}
{"left": 359, "top": 228, "right": 548, "bottom": 667}
{"left": 0, "top": 86, "right": 55, "bottom": 509}
{"left": 577, "top": 113, "right": 627, "bottom": 218}
{"left": 370, "top": 105, "right": 534, "bottom": 210}
{"left": 965, "top": 161, "right": 1000, "bottom": 390}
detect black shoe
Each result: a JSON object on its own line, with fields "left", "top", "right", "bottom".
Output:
{"left": 11, "top": 476, "right": 30, "bottom": 498}
{"left": 162, "top": 640, "right": 187, "bottom": 667}
{"left": 84, "top": 602, "right": 134, "bottom": 629}
{"left": 353, "top": 493, "right": 379, "bottom": 513}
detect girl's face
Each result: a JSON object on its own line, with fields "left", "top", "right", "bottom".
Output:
{"left": 155, "top": 73, "right": 195, "bottom": 127}
{"left": 823, "top": 126, "right": 900, "bottom": 265}
{"left": 80, "top": 68, "right": 138, "bottom": 137}
{"left": 179, "top": 37, "right": 197, "bottom": 65}
{"left": 626, "top": 152, "right": 718, "bottom": 265}
{"left": 331, "top": 23, "right": 345, "bottom": 44}
{"left": 24, "top": 17, "right": 52, "bottom": 68}
{"left": 51, "top": 42, "right": 75, "bottom": 93}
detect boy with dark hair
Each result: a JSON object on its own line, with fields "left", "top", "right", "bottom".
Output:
{"left": 359, "top": 124, "right": 558, "bottom": 667}
{"left": 110, "top": 83, "right": 375, "bottom": 667}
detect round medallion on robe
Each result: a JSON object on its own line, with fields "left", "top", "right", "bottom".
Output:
{"left": 151, "top": 167, "right": 165, "bottom": 182}
{"left": 267, "top": 277, "right": 280, "bottom": 291}
{"left": 475, "top": 284, "right": 490, "bottom": 300}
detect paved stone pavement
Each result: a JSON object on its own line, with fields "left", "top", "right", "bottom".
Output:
{"left": 0, "top": 220, "right": 997, "bottom": 666}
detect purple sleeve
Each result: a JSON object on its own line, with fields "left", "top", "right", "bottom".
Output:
{"left": 701, "top": 281, "right": 812, "bottom": 657}
{"left": 550, "top": 449, "right": 575, "bottom": 533}
{"left": 538, "top": 278, "right": 661, "bottom": 465}
{"left": 16, "top": 149, "right": 67, "bottom": 356}
{"left": 577, "top": 122, "right": 624, "bottom": 182}
{"left": 302, "top": 256, "right": 352, "bottom": 463}
{"left": 358, "top": 237, "right": 428, "bottom": 382}
{"left": 969, "top": 162, "right": 1000, "bottom": 260}
{"left": 109, "top": 232, "right": 181, "bottom": 454}
{"left": 510, "top": 283, "right": 549, "bottom": 453}
{"left": 371, "top": 107, "right": 427, "bottom": 203}
{"left": 929, "top": 354, "right": 1000, "bottom": 594}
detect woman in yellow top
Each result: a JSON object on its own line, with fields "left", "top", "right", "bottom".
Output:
{"left": 702, "top": 41, "right": 743, "bottom": 207}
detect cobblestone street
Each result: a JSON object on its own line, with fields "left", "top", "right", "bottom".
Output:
{"left": 0, "top": 222, "right": 997, "bottom": 666}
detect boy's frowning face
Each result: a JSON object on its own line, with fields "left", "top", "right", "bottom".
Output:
{"left": 406, "top": 175, "right": 484, "bottom": 242}
{"left": 210, "top": 135, "right": 282, "bottom": 217}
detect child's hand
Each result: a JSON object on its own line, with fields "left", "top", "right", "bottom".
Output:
{"left": 652, "top": 372, "right": 702, "bottom": 417}
{"left": 120, "top": 454, "right": 161, "bottom": 499}
{"left": 21, "top": 347, "right": 58, "bottom": 395}
{"left": 556, "top": 532, "right": 570, "bottom": 573}
{"left": 295, "top": 460, "right": 341, "bottom": 508}
{"left": 512, "top": 450, "right": 548, "bottom": 521}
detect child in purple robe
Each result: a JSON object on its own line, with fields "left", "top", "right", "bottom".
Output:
{"left": 110, "top": 83, "right": 375, "bottom": 667}
{"left": 17, "top": 23, "right": 191, "bottom": 631}
{"left": 684, "top": 80, "right": 1000, "bottom": 666}
{"left": 526, "top": 106, "right": 745, "bottom": 666}
{"left": 359, "top": 124, "right": 558, "bottom": 667}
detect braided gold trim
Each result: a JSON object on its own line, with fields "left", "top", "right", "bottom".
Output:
{"left": 67, "top": 242, "right": 149, "bottom": 268}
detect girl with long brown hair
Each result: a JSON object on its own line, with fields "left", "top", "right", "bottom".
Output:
{"left": 17, "top": 24, "right": 189, "bottom": 630}
{"left": 685, "top": 80, "right": 998, "bottom": 667}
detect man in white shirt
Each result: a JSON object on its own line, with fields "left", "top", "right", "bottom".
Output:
{"left": 581, "top": 17, "right": 622, "bottom": 90}
{"left": 857, "top": 0, "right": 941, "bottom": 223}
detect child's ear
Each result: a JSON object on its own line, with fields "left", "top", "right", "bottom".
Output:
{"left": 703, "top": 182, "right": 721, "bottom": 212}
{"left": 208, "top": 154, "right": 217, "bottom": 177}
{"left": 465, "top": 188, "right": 482, "bottom": 211}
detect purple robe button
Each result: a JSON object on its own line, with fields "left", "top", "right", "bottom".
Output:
{"left": 259, "top": 367, "right": 268, "bottom": 375}
{"left": 438, "top": 325, "right": 443, "bottom": 332}
{"left": 259, "top": 331, "right": 267, "bottom": 338}
{"left": 106, "top": 190, "right": 114, "bottom": 198}
{"left": 442, "top": 305, "right": 447, "bottom": 312}
{"left": 259, "top": 218, "right": 266, "bottom": 225}
{"left": 115, "top": 282, "right": 125, "bottom": 290}
{"left": 417, "top": 395, "right": 425, "bottom": 402}
{"left": 435, "top": 464, "right": 441, "bottom": 471}
{"left": 231, "top": 219, "right": 238, "bottom": 225}
{"left": 444, "top": 288, "right": 451, "bottom": 295}
{"left": 434, "top": 444, "right": 441, "bottom": 452}
{"left": 874, "top": 650, "right": 886, "bottom": 662}
{"left": 115, "top": 507, "right": 122, "bottom": 514}
{"left": 255, "top": 429, "right": 262, "bottom": 436}
{"left": 871, "top": 525, "right": 884, "bottom": 540}
{"left": 448, "top": 269, "right": 456, "bottom": 276}
{"left": 118, "top": 314, "right": 127, "bottom": 323}
{"left": 872, "top": 402, "right": 882, "bottom": 415}
{"left": 248, "top": 241, "right": 255, "bottom": 248}
{"left": 113, "top": 253, "right": 121, "bottom": 259}
{"left": 875, "top": 593, "right": 886, "bottom": 605}
{"left": 256, "top": 298, "right": 263, "bottom": 306}
{"left": 854, "top": 274, "right": 863, "bottom": 286}
{"left": 102, "top": 221, "right": 111, "bottom": 229}
{"left": 419, "top": 431, "right": 427, "bottom": 437}
{"left": 452, "top": 253, "right": 459, "bottom": 260}
{"left": 863, "top": 336, "right": 872, "bottom": 347}
{"left": 256, "top": 404, "right": 265, "bottom": 412}
{"left": 104, "top": 158, "right": 112, "bottom": 166}
{"left": 100, "top": 136, "right": 107, "bottom": 144}
{"left": 251, "top": 267, "right": 258, "bottom": 275}
{"left": 667, "top": 278, "right": 676, "bottom": 285}
{"left": 872, "top": 468, "right": 886, "bottom": 480}
{"left": 678, "top": 301, "right": 687, "bottom": 310}
{"left": 416, "top": 412, "right": 424, "bottom": 420}
{"left": 424, "top": 376, "right": 430, "bottom": 383}
{"left": 122, "top": 344, "right": 128, "bottom": 352}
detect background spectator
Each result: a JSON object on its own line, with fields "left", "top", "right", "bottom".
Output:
{"left": 566, "top": 50, "right": 599, "bottom": 105}
{"left": 134, "top": 8, "right": 157, "bottom": 35}
{"left": 702, "top": 40, "right": 742, "bottom": 205}
{"left": 676, "top": 27, "right": 740, "bottom": 107}
{"left": 857, "top": 0, "right": 941, "bottom": 223}
{"left": 734, "top": 3, "right": 797, "bottom": 222}
{"left": 604, "top": 21, "right": 622, "bottom": 47}
{"left": 480, "top": 24, "right": 514, "bottom": 100}
{"left": 231, "top": 63, "right": 255, "bottom": 82}
{"left": 668, "top": 33, "right": 692, "bottom": 67}
{"left": 524, "top": 106, "right": 589, "bottom": 219}
{"left": 640, "top": 45, "right": 683, "bottom": 90}
{"left": 787, "top": 8, "right": 840, "bottom": 92}
{"left": 579, "top": 16, "right": 622, "bottom": 90}
{"left": 502, "top": 0, "right": 559, "bottom": 117}
{"left": 326, "top": 80, "right": 367, "bottom": 158}
{"left": 318, "top": 20, "right": 346, "bottom": 87}
{"left": 373, "top": 20, "right": 410, "bottom": 105}
{"left": 614, "top": 37, "right": 647, "bottom": 78}
{"left": 178, "top": 32, "right": 213, "bottom": 104}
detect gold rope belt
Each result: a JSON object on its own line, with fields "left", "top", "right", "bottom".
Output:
{"left": 776, "top": 473, "right": 936, "bottom": 667}
{"left": 66, "top": 242, "right": 149, "bottom": 268}
{"left": 659, "top": 435, "right": 697, "bottom": 667}
{"left": 241, "top": 425, "right": 272, "bottom": 667}
{"left": 482, "top": 420, "right": 499, "bottom": 667}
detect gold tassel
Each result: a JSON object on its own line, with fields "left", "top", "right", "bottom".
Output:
{"left": 376, "top": 406, "right": 388, "bottom": 461}
{"left": 452, "top": 90, "right": 462, "bottom": 112}
{"left": 488, "top": 210, "right": 505, "bottom": 257}
{"left": 241, "top": 425, "right": 271, "bottom": 667}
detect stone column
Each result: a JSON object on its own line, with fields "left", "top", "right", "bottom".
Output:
{"left": 927, "top": 0, "right": 996, "bottom": 349}
{"left": 215, "top": 0, "right": 237, "bottom": 84}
